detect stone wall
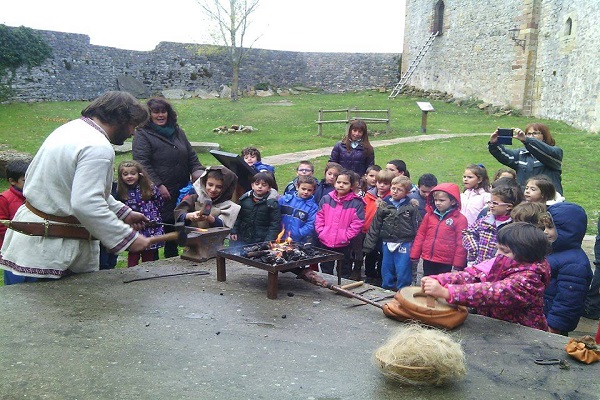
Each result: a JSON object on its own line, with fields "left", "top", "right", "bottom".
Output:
{"left": 1, "top": 29, "right": 400, "bottom": 102}
{"left": 403, "top": 0, "right": 600, "bottom": 132}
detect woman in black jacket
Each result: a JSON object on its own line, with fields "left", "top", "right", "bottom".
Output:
{"left": 132, "top": 97, "right": 204, "bottom": 258}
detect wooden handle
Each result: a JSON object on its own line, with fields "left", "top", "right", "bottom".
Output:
{"left": 339, "top": 280, "right": 364, "bottom": 290}
{"left": 146, "top": 231, "right": 179, "bottom": 245}
{"left": 413, "top": 291, "right": 438, "bottom": 308}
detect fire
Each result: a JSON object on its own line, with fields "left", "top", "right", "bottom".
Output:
{"left": 271, "top": 228, "right": 293, "bottom": 252}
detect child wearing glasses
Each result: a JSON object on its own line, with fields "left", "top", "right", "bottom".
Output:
{"left": 460, "top": 163, "right": 491, "bottom": 226}
{"left": 283, "top": 160, "right": 316, "bottom": 196}
{"left": 463, "top": 184, "right": 522, "bottom": 265}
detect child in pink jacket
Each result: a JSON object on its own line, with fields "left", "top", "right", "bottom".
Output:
{"left": 422, "top": 222, "right": 551, "bottom": 331}
{"left": 315, "top": 169, "right": 365, "bottom": 278}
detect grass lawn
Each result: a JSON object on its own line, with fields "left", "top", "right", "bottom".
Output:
{"left": 0, "top": 91, "right": 598, "bottom": 283}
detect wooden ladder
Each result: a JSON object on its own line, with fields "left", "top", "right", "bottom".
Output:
{"left": 389, "top": 31, "right": 439, "bottom": 99}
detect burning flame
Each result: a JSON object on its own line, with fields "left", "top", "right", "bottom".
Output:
{"left": 271, "top": 228, "right": 293, "bottom": 253}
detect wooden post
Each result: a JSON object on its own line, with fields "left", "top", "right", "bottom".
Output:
{"left": 421, "top": 111, "right": 428, "bottom": 133}
{"left": 318, "top": 109, "right": 323, "bottom": 136}
{"left": 416, "top": 102, "right": 435, "bottom": 134}
{"left": 345, "top": 108, "right": 351, "bottom": 133}
{"left": 386, "top": 109, "right": 391, "bottom": 134}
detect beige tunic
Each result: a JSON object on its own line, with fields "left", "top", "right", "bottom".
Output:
{"left": 0, "top": 118, "right": 137, "bottom": 278}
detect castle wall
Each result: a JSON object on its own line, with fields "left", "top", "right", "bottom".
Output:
{"left": 1, "top": 29, "right": 399, "bottom": 102}
{"left": 403, "top": 0, "right": 600, "bottom": 132}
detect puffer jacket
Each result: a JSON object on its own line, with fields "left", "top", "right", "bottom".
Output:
{"left": 278, "top": 193, "right": 318, "bottom": 243}
{"left": 132, "top": 126, "right": 204, "bottom": 222}
{"left": 460, "top": 187, "right": 491, "bottom": 227}
{"left": 544, "top": 202, "right": 593, "bottom": 333}
{"left": 361, "top": 187, "right": 390, "bottom": 234}
{"left": 231, "top": 189, "right": 281, "bottom": 244}
{"left": 363, "top": 197, "right": 421, "bottom": 253}
{"left": 410, "top": 183, "right": 468, "bottom": 268}
{"left": 433, "top": 254, "right": 551, "bottom": 331}
{"left": 313, "top": 179, "right": 335, "bottom": 205}
{"left": 488, "top": 138, "right": 563, "bottom": 194}
{"left": 329, "top": 141, "right": 375, "bottom": 176}
{"left": 315, "top": 190, "right": 365, "bottom": 248}
{"left": 0, "top": 186, "right": 26, "bottom": 246}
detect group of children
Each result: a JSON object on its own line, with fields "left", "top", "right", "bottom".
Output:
{"left": 2, "top": 142, "right": 597, "bottom": 338}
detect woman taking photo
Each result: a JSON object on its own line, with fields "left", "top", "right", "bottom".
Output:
{"left": 488, "top": 123, "right": 563, "bottom": 196}
{"left": 133, "top": 97, "right": 204, "bottom": 258}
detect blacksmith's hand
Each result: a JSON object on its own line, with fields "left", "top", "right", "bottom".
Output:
{"left": 125, "top": 211, "right": 149, "bottom": 231}
{"left": 128, "top": 234, "right": 151, "bottom": 253}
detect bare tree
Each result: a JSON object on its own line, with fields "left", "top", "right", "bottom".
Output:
{"left": 197, "top": 0, "right": 261, "bottom": 101}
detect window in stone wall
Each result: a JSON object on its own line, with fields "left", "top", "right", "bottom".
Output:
{"left": 433, "top": 0, "right": 445, "bottom": 35}
{"left": 564, "top": 17, "right": 572, "bottom": 36}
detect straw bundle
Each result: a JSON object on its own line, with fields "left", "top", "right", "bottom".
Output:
{"left": 374, "top": 324, "right": 466, "bottom": 386}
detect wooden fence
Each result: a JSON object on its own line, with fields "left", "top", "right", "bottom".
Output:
{"left": 316, "top": 108, "right": 390, "bottom": 136}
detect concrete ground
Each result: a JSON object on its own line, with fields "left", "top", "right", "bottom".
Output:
{"left": 1, "top": 258, "right": 598, "bottom": 400}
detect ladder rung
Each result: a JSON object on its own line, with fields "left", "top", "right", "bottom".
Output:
{"left": 389, "top": 33, "right": 438, "bottom": 99}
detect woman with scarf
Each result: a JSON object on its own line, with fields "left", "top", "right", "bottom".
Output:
{"left": 132, "top": 97, "right": 204, "bottom": 258}
{"left": 329, "top": 119, "right": 375, "bottom": 177}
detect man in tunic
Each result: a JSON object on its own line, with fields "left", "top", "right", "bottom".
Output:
{"left": 0, "top": 91, "right": 152, "bottom": 282}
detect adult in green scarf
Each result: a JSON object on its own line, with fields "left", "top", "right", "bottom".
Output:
{"left": 133, "top": 97, "right": 204, "bottom": 258}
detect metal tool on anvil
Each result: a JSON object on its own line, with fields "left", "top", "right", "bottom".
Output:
{"left": 146, "top": 221, "right": 232, "bottom": 262}
{"left": 145, "top": 221, "right": 207, "bottom": 233}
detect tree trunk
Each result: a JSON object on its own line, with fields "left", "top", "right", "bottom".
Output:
{"left": 231, "top": 61, "right": 239, "bottom": 101}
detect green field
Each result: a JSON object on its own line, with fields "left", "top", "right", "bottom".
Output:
{"left": 1, "top": 90, "right": 596, "bottom": 231}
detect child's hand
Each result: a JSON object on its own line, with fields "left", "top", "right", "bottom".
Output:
{"left": 409, "top": 198, "right": 419, "bottom": 207}
{"left": 230, "top": 234, "right": 238, "bottom": 241}
{"left": 421, "top": 277, "right": 450, "bottom": 300}
{"left": 186, "top": 211, "right": 209, "bottom": 223}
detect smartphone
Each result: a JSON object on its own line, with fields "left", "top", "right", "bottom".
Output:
{"left": 497, "top": 128, "right": 513, "bottom": 145}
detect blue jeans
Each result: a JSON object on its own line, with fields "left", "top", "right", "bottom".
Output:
{"left": 381, "top": 242, "right": 412, "bottom": 291}
{"left": 3, "top": 270, "right": 38, "bottom": 285}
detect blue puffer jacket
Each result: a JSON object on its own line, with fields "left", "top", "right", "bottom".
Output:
{"left": 544, "top": 202, "right": 593, "bottom": 333}
{"left": 278, "top": 193, "right": 318, "bottom": 243}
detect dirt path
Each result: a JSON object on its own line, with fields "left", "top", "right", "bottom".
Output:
{"left": 262, "top": 132, "right": 490, "bottom": 166}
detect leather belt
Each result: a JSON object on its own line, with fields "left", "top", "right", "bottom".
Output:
{"left": 25, "top": 201, "right": 81, "bottom": 224}
{"left": 6, "top": 221, "right": 96, "bottom": 240}
{"left": 15, "top": 201, "right": 95, "bottom": 240}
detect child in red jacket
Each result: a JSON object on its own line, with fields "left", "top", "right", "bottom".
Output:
{"left": 1, "top": 160, "right": 33, "bottom": 285}
{"left": 410, "top": 183, "right": 468, "bottom": 276}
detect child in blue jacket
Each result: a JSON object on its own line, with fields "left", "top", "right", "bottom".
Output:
{"left": 543, "top": 202, "right": 593, "bottom": 335}
{"left": 278, "top": 175, "right": 318, "bottom": 243}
